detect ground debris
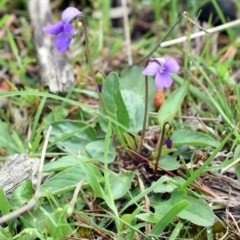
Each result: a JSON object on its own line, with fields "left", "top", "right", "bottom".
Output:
{"left": 0, "top": 153, "right": 40, "bottom": 198}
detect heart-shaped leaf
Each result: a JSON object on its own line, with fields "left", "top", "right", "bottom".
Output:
{"left": 151, "top": 189, "right": 215, "bottom": 227}
{"left": 46, "top": 120, "right": 96, "bottom": 153}
{"left": 86, "top": 139, "right": 116, "bottom": 163}
{"left": 172, "top": 129, "right": 219, "bottom": 147}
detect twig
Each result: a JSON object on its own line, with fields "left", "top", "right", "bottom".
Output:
{"left": 137, "top": 174, "right": 151, "bottom": 234}
{"left": 182, "top": 11, "right": 209, "bottom": 34}
{"left": 148, "top": 112, "right": 222, "bottom": 123}
{"left": 0, "top": 126, "right": 52, "bottom": 224}
{"left": 221, "top": 157, "right": 240, "bottom": 175}
{"left": 121, "top": 0, "right": 132, "bottom": 65}
{"left": 69, "top": 179, "right": 84, "bottom": 208}
{"left": 160, "top": 19, "right": 240, "bottom": 48}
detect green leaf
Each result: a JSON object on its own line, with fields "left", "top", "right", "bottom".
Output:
{"left": 109, "top": 171, "right": 135, "bottom": 199}
{"left": 172, "top": 129, "right": 220, "bottom": 148}
{"left": 150, "top": 200, "right": 190, "bottom": 236}
{"left": 10, "top": 180, "right": 34, "bottom": 210}
{"left": 41, "top": 165, "right": 89, "bottom": 195}
{"left": 43, "top": 155, "right": 89, "bottom": 172}
{"left": 43, "top": 106, "right": 68, "bottom": 126}
{"left": 151, "top": 189, "right": 215, "bottom": 227}
{"left": 86, "top": 139, "right": 116, "bottom": 163}
{"left": 121, "top": 90, "right": 145, "bottom": 133}
{"left": 41, "top": 163, "right": 103, "bottom": 196}
{"left": 120, "top": 65, "right": 156, "bottom": 111}
{"left": 101, "top": 72, "right": 130, "bottom": 130}
{"left": 46, "top": 120, "right": 96, "bottom": 153}
{"left": 153, "top": 176, "right": 185, "bottom": 193}
{"left": 158, "top": 86, "right": 187, "bottom": 127}
{"left": 159, "top": 155, "right": 179, "bottom": 171}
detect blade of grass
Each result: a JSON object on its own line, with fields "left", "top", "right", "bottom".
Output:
{"left": 150, "top": 200, "right": 190, "bottom": 236}
{"left": 103, "top": 120, "right": 121, "bottom": 235}
{"left": 0, "top": 91, "right": 133, "bottom": 138}
{"left": 169, "top": 220, "right": 185, "bottom": 240}
{"left": 7, "top": 30, "right": 22, "bottom": 68}
{"left": 120, "top": 175, "right": 170, "bottom": 214}
{"left": 181, "top": 130, "right": 232, "bottom": 189}
{"left": 30, "top": 97, "right": 46, "bottom": 144}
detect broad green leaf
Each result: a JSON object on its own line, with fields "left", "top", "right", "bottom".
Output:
{"left": 109, "top": 171, "right": 135, "bottom": 199}
{"left": 43, "top": 106, "right": 68, "bottom": 125}
{"left": 43, "top": 155, "right": 89, "bottom": 172}
{"left": 153, "top": 176, "right": 185, "bottom": 193}
{"left": 10, "top": 180, "right": 34, "bottom": 210}
{"left": 101, "top": 72, "right": 130, "bottom": 133}
{"left": 120, "top": 65, "right": 156, "bottom": 111}
{"left": 41, "top": 165, "right": 100, "bottom": 195}
{"left": 46, "top": 120, "right": 96, "bottom": 153}
{"left": 150, "top": 200, "right": 190, "bottom": 236}
{"left": 86, "top": 139, "right": 116, "bottom": 163}
{"left": 181, "top": 131, "right": 232, "bottom": 188}
{"left": 172, "top": 129, "right": 220, "bottom": 148}
{"left": 121, "top": 90, "right": 145, "bottom": 133}
{"left": 158, "top": 85, "right": 187, "bottom": 127}
{"left": 151, "top": 189, "right": 215, "bottom": 227}
{"left": 120, "top": 175, "right": 170, "bottom": 214}
{"left": 159, "top": 155, "right": 179, "bottom": 171}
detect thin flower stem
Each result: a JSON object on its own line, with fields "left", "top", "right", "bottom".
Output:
{"left": 81, "top": 17, "right": 123, "bottom": 160}
{"left": 154, "top": 122, "right": 168, "bottom": 177}
{"left": 81, "top": 16, "right": 106, "bottom": 113}
{"left": 137, "top": 75, "right": 148, "bottom": 155}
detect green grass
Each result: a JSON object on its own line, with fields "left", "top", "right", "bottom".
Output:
{"left": 0, "top": 0, "right": 240, "bottom": 239}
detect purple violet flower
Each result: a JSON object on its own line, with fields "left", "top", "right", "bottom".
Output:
{"left": 42, "top": 7, "right": 82, "bottom": 52}
{"left": 166, "top": 138, "right": 173, "bottom": 149}
{"left": 142, "top": 58, "right": 179, "bottom": 89}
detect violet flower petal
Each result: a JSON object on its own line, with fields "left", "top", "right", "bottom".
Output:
{"left": 61, "top": 7, "right": 82, "bottom": 23}
{"left": 54, "top": 32, "right": 72, "bottom": 52}
{"left": 154, "top": 58, "right": 166, "bottom": 66}
{"left": 160, "top": 72, "right": 173, "bottom": 87}
{"left": 164, "top": 58, "right": 180, "bottom": 73}
{"left": 42, "top": 22, "right": 64, "bottom": 35}
{"left": 154, "top": 72, "right": 165, "bottom": 89}
{"left": 155, "top": 72, "right": 173, "bottom": 89}
{"left": 64, "top": 23, "right": 75, "bottom": 34}
{"left": 142, "top": 62, "right": 160, "bottom": 76}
